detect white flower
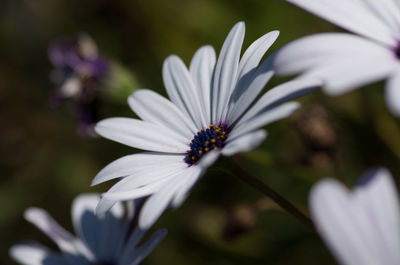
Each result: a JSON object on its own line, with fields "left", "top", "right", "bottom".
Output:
{"left": 309, "top": 168, "right": 400, "bottom": 265}
{"left": 273, "top": 0, "right": 400, "bottom": 116}
{"left": 93, "top": 21, "right": 319, "bottom": 229}
{"left": 10, "top": 194, "right": 167, "bottom": 265}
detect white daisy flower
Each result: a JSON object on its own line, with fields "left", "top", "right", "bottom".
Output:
{"left": 10, "top": 194, "right": 167, "bottom": 265}
{"left": 309, "top": 168, "right": 400, "bottom": 265}
{"left": 93, "top": 21, "right": 319, "bottom": 229}
{"left": 273, "top": 0, "right": 400, "bottom": 116}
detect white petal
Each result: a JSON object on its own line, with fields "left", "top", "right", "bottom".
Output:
{"left": 227, "top": 64, "right": 274, "bottom": 124}
{"left": 310, "top": 180, "right": 379, "bottom": 265}
{"left": 125, "top": 229, "right": 168, "bottom": 265}
{"left": 102, "top": 162, "right": 186, "bottom": 196}
{"left": 354, "top": 168, "right": 400, "bottom": 264}
{"left": 385, "top": 73, "right": 400, "bottom": 116}
{"left": 287, "top": 0, "right": 397, "bottom": 46}
{"left": 71, "top": 194, "right": 125, "bottom": 262}
{"left": 235, "top": 78, "right": 319, "bottom": 129}
{"left": 222, "top": 129, "right": 267, "bottom": 156}
{"left": 230, "top": 102, "right": 299, "bottom": 141}
{"left": 189, "top": 45, "right": 216, "bottom": 126}
{"left": 95, "top": 118, "right": 188, "bottom": 153}
{"left": 92, "top": 153, "right": 184, "bottom": 186}
{"left": 310, "top": 169, "right": 400, "bottom": 265}
{"left": 304, "top": 56, "right": 398, "bottom": 96}
{"left": 24, "top": 208, "right": 77, "bottom": 254}
{"left": 163, "top": 55, "right": 207, "bottom": 128}
{"left": 196, "top": 150, "right": 220, "bottom": 170}
{"left": 9, "top": 244, "right": 66, "bottom": 265}
{"left": 273, "top": 33, "right": 394, "bottom": 76}
{"left": 212, "top": 22, "right": 245, "bottom": 123}
{"left": 128, "top": 89, "right": 197, "bottom": 138}
{"left": 238, "top": 30, "right": 279, "bottom": 80}
{"left": 171, "top": 166, "right": 203, "bottom": 207}
{"left": 361, "top": 0, "right": 400, "bottom": 34}
{"left": 138, "top": 166, "right": 202, "bottom": 229}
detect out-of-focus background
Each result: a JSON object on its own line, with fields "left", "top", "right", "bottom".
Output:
{"left": 2, "top": 1, "right": 400, "bottom": 264}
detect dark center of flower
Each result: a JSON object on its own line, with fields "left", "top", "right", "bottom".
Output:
{"left": 185, "top": 124, "right": 229, "bottom": 166}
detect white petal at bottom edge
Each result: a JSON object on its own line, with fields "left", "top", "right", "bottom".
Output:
{"left": 139, "top": 166, "right": 203, "bottom": 229}
{"left": 385, "top": 73, "right": 400, "bottom": 116}
{"left": 309, "top": 180, "right": 378, "bottom": 265}
{"left": 309, "top": 170, "right": 400, "bottom": 265}
{"left": 354, "top": 168, "right": 400, "bottom": 264}
{"left": 10, "top": 244, "right": 71, "bottom": 265}
{"left": 222, "top": 130, "right": 267, "bottom": 156}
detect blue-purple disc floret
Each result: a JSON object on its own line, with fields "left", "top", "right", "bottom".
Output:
{"left": 185, "top": 124, "right": 229, "bottom": 166}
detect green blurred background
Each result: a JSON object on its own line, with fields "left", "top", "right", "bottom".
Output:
{"left": 2, "top": 0, "right": 400, "bottom": 264}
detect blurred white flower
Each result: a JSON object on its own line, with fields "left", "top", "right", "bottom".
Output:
{"left": 309, "top": 168, "right": 400, "bottom": 265}
{"left": 273, "top": 0, "right": 400, "bottom": 116}
{"left": 93, "top": 21, "right": 319, "bottom": 229}
{"left": 10, "top": 194, "right": 166, "bottom": 265}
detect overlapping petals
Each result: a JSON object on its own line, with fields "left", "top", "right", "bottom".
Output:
{"left": 309, "top": 168, "right": 400, "bottom": 265}
{"left": 94, "top": 21, "right": 319, "bottom": 228}
{"left": 274, "top": 0, "right": 400, "bottom": 116}
{"left": 10, "top": 194, "right": 166, "bottom": 265}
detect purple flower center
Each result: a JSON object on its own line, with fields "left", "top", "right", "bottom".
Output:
{"left": 185, "top": 124, "right": 229, "bottom": 166}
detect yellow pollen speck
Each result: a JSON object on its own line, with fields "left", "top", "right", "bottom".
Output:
{"left": 211, "top": 139, "right": 216, "bottom": 143}
{"left": 205, "top": 147, "right": 209, "bottom": 152}
{"left": 213, "top": 147, "right": 218, "bottom": 150}
{"left": 191, "top": 156, "right": 195, "bottom": 160}
{"left": 199, "top": 150, "right": 203, "bottom": 154}
{"left": 205, "top": 141, "right": 209, "bottom": 145}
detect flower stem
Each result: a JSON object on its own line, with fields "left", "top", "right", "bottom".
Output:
{"left": 228, "top": 159, "right": 315, "bottom": 230}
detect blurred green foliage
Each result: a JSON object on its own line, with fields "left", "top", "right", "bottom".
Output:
{"left": 1, "top": 0, "right": 400, "bottom": 265}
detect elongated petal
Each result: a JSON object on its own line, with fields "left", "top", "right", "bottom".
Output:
{"left": 128, "top": 89, "right": 197, "bottom": 138}
{"left": 171, "top": 166, "right": 203, "bottom": 207}
{"left": 273, "top": 33, "right": 394, "bottom": 76}
{"left": 287, "top": 0, "right": 397, "bottom": 46}
{"left": 163, "top": 55, "right": 207, "bottom": 128}
{"left": 212, "top": 22, "right": 245, "bottom": 123}
{"left": 189, "top": 46, "right": 216, "bottom": 126}
{"left": 95, "top": 118, "right": 188, "bottom": 153}
{"left": 138, "top": 166, "right": 202, "bottom": 229}
{"left": 222, "top": 129, "right": 267, "bottom": 156}
{"left": 227, "top": 64, "right": 274, "bottom": 124}
{"left": 385, "top": 73, "right": 400, "bottom": 116}
{"left": 10, "top": 244, "right": 70, "bottom": 265}
{"left": 103, "top": 163, "right": 186, "bottom": 196}
{"left": 235, "top": 79, "right": 319, "bottom": 129}
{"left": 361, "top": 0, "right": 400, "bottom": 34}
{"left": 238, "top": 30, "right": 279, "bottom": 80}
{"left": 302, "top": 56, "right": 398, "bottom": 95}
{"left": 24, "top": 208, "right": 77, "bottom": 254}
{"left": 230, "top": 102, "right": 299, "bottom": 141}
{"left": 92, "top": 153, "right": 184, "bottom": 186}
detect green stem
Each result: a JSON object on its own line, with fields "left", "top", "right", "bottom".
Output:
{"left": 228, "top": 159, "right": 315, "bottom": 230}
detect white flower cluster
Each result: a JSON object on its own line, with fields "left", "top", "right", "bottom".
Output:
{"left": 10, "top": 1, "right": 400, "bottom": 264}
